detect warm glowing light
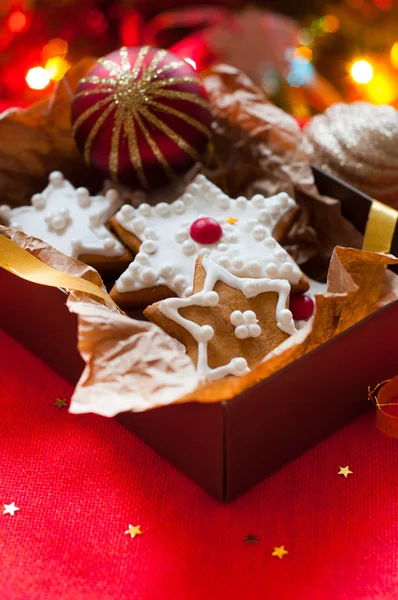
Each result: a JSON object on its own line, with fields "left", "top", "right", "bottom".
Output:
{"left": 297, "top": 28, "right": 314, "bottom": 46}
{"left": 374, "top": 0, "right": 391, "bottom": 10}
{"left": 184, "top": 57, "right": 197, "bottom": 70}
{"left": 365, "top": 73, "right": 397, "bottom": 104}
{"left": 42, "top": 38, "right": 68, "bottom": 62}
{"left": 26, "top": 67, "right": 51, "bottom": 90}
{"left": 391, "top": 42, "right": 398, "bottom": 69}
{"left": 350, "top": 59, "right": 374, "bottom": 84}
{"left": 294, "top": 46, "right": 313, "bottom": 61}
{"left": 7, "top": 10, "right": 27, "bottom": 33}
{"left": 322, "top": 15, "right": 340, "bottom": 33}
{"left": 45, "top": 56, "right": 71, "bottom": 81}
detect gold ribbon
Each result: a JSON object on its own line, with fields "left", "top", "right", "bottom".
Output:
{"left": 368, "top": 379, "right": 398, "bottom": 438}
{"left": 362, "top": 200, "right": 398, "bottom": 254}
{"left": 0, "top": 234, "right": 120, "bottom": 310}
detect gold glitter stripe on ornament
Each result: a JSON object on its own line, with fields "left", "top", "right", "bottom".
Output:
{"left": 131, "top": 45, "right": 151, "bottom": 81}
{"left": 119, "top": 46, "right": 131, "bottom": 71}
{"left": 80, "top": 75, "right": 116, "bottom": 87}
{"left": 98, "top": 58, "right": 123, "bottom": 77}
{"left": 150, "top": 89, "right": 211, "bottom": 111}
{"left": 74, "top": 87, "right": 116, "bottom": 99}
{"left": 109, "top": 111, "right": 123, "bottom": 181}
{"left": 134, "top": 110, "right": 175, "bottom": 181}
{"left": 147, "top": 98, "right": 210, "bottom": 137}
{"left": 139, "top": 106, "right": 201, "bottom": 162}
{"left": 363, "top": 200, "right": 398, "bottom": 254}
{"left": 125, "top": 112, "right": 149, "bottom": 189}
{"left": 149, "top": 76, "right": 201, "bottom": 90}
{"left": 144, "top": 49, "right": 168, "bottom": 77}
{"left": 83, "top": 103, "right": 114, "bottom": 164}
{"left": 72, "top": 96, "right": 113, "bottom": 135}
{"left": 148, "top": 61, "right": 185, "bottom": 81}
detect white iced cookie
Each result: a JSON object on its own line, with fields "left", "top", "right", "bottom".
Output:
{"left": 111, "top": 174, "right": 302, "bottom": 307}
{"left": 144, "top": 256, "right": 296, "bottom": 382}
{"left": 0, "top": 171, "right": 125, "bottom": 260}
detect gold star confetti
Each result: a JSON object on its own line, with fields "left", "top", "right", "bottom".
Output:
{"left": 272, "top": 545, "right": 288, "bottom": 559}
{"left": 226, "top": 216, "right": 238, "bottom": 224}
{"left": 244, "top": 534, "right": 258, "bottom": 544}
{"left": 338, "top": 466, "right": 353, "bottom": 478}
{"left": 3, "top": 502, "right": 19, "bottom": 516}
{"left": 125, "top": 524, "right": 143, "bottom": 538}
{"left": 54, "top": 398, "right": 68, "bottom": 409}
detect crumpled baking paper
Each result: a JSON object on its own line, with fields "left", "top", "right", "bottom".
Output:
{"left": 2, "top": 227, "right": 398, "bottom": 416}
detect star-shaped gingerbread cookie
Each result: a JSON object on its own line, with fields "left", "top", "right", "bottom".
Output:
{"left": 144, "top": 255, "right": 296, "bottom": 382}
{"left": 0, "top": 171, "right": 132, "bottom": 277}
{"left": 109, "top": 174, "right": 308, "bottom": 309}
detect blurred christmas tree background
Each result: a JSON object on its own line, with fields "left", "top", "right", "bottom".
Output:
{"left": 0, "top": 0, "right": 397, "bottom": 114}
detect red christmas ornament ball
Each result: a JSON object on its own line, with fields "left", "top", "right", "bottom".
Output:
{"left": 190, "top": 217, "right": 223, "bottom": 245}
{"left": 72, "top": 46, "right": 212, "bottom": 190}
{"left": 289, "top": 294, "right": 314, "bottom": 321}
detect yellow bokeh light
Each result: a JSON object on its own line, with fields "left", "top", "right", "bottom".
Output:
{"left": 322, "top": 15, "right": 340, "bottom": 33}
{"left": 45, "top": 56, "right": 71, "bottom": 81}
{"left": 294, "top": 46, "right": 313, "bottom": 61}
{"left": 41, "top": 38, "right": 68, "bottom": 62}
{"left": 350, "top": 59, "right": 374, "bottom": 84}
{"left": 391, "top": 42, "right": 398, "bottom": 69}
{"left": 26, "top": 67, "right": 50, "bottom": 90}
{"left": 364, "top": 73, "right": 397, "bottom": 104}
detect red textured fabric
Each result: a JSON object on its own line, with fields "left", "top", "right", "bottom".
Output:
{"left": 1, "top": 327, "right": 398, "bottom": 600}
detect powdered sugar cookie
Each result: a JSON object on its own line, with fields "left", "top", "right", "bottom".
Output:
{"left": 144, "top": 255, "right": 296, "bottom": 382}
{"left": 0, "top": 171, "right": 132, "bottom": 277}
{"left": 110, "top": 174, "right": 308, "bottom": 308}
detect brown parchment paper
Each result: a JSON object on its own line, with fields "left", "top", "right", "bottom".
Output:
{"left": 3, "top": 227, "right": 398, "bottom": 416}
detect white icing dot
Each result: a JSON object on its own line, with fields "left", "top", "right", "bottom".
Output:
{"left": 173, "top": 200, "right": 185, "bottom": 214}
{"left": 278, "top": 309, "right": 293, "bottom": 324}
{"left": 270, "top": 201, "right": 281, "bottom": 216}
{"left": 120, "top": 205, "right": 135, "bottom": 220}
{"left": 182, "top": 240, "right": 196, "bottom": 256}
{"left": 60, "top": 207, "right": 69, "bottom": 217}
{"left": 265, "top": 263, "right": 278, "bottom": 277}
{"left": 217, "top": 256, "right": 230, "bottom": 268}
{"left": 253, "top": 225, "right": 266, "bottom": 241}
{"left": 121, "top": 272, "right": 134, "bottom": 286}
{"left": 184, "top": 286, "right": 193, "bottom": 297}
{"left": 187, "top": 183, "right": 199, "bottom": 194}
{"left": 243, "top": 310, "right": 257, "bottom": 323}
{"left": 173, "top": 275, "right": 188, "bottom": 290}
{"left": 105, "top": 189, "right": 119, "bottom": 203}
{"left": 236, "top": 196, "right": 248, "bottom": 208}
{"left": 231, "top": 257, "right": 244, "bottom": 270}
{"left": 138, "top": 203, "right": 151, "bottom": 217}
{"left": 160, "top": 264, "right": 175, "bottom": 277}
{"left": 281, "top": 261, "right": 294, "bottom": 277}
{"left": 136, "top": 252, "right": 150, "bottom": 265}
{"left": 252, "top": 194, "right": 264, "bottom": 208}
{"left": 247, "top": 260, "right": 261, "bottom": 275}
{"left": 89, "top": 212, "right": 102, "bottom": 228}
{"left": 264, "top": 237, "right": 277, "bottom": 248}
{"left": 129, "top": 262, "right": 141, "bottom": 273}
{"left": 218, "top": 195, "right": 230, "bottom": 209}
{"left": 198, "top": 325, "right": 214, "bottom": 342}
{"left": 52, "top": 215, "right": 67, "bottom": 231}
{"left": 198, "top": 247, "right": 210, "bottom": 255}
{"left": 175, "top": 228, "right": 189, "bottom": 243}
{"left": 278, "top": 193, "right": 289, "bottom": 208}
{"left": 133, "top": 218, "right": 146, "bottom": 234}
{"left": 0, "top": 205, "right": 11, "bottom": 220}
{"left": 31, "top": 193, "right": 46, "bottom": 210}
{"left": 76, "top": 188, "right": 91, "bottom": 208}
{"left": 230, "top": 311, "right": 244, "bottom": 326}
{"left": 232, "top": 357, "right": 248, "bottom": 374}
{"left": 258, "top": 209, "right": 271, "bottom": 224}
{"left": 196, "top": 174, "right": 207, "bottom": 184}
{"left": 204, "top": 291, "right": 219, "bottom": 306}
{"left": 275, "top": 248, "right": 288, "bottom": 260}
{"left": 103, "top": 237, "right": 115, "bottom": 250}
{"left": 155, "top": 202, "right": 171, "bottom": 217}
{"left": 141, "top": 239, "right": 158, "bottom": 255}
{"left": 49, "top": 171, "right": 64, "bottom": 188}
{"left": 183, "top": 193, "right": 194, "bottom": 205}
{"left": 226, "top": 233, "right": 238, "bottom": 244}
{"left": 243, "top": 281, "right": 258, "bottom": 296}
{"left": 248, "top": 324, "right": 261, "bottom": 337}
{"left": 235, "top": 325, "right": 249, "bottom": 339}
{"left": 217, "top": 242, "right": 228, "bottom": 252}
{"left": 140, "top": 268, "right": 156, "bottom": 284}
{"left": 143, "top": 227, "right": 157, "bottom": 240}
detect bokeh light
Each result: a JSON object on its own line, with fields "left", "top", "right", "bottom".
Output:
{"left": 26, "top": 67, "right": 50, "bottom": 90}
{"left": 391, "top": 42, "right": 398, "bottom": 68}
{"left": 7, "top": 11, "right": 27, "bottom": 33}
{"left": 350, "top": 59, "right": 374, "bottom": 84}
{"left": 45, "top": 56, "right": 71, "bottom": 81}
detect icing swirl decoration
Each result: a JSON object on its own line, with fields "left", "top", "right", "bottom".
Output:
{"left": 72, "top": 46, "right": 212, "bottom": 190}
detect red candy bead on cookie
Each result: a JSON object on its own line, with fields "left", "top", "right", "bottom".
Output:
{"left": 72, "top": 46, "right": 212, "bottom": 190}
{"left": 289, "top": 294, "right": 314, "bottom": 321}
{"left": 190, "top": 217, "right": 223, "bottom": 245}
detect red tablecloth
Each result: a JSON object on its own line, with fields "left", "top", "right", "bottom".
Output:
{"left": 1, "top": 327, "right": 397, "bottom": 600}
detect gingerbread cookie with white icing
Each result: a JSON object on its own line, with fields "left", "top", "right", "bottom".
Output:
{"left": 110, "top": 174, "right": 308, "bottom": 309}
{"left": 0, "top": 171, "right": 132, "bottom": 277}
{"left": 144, "top": 255, "right": 296, "bottom": 382}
